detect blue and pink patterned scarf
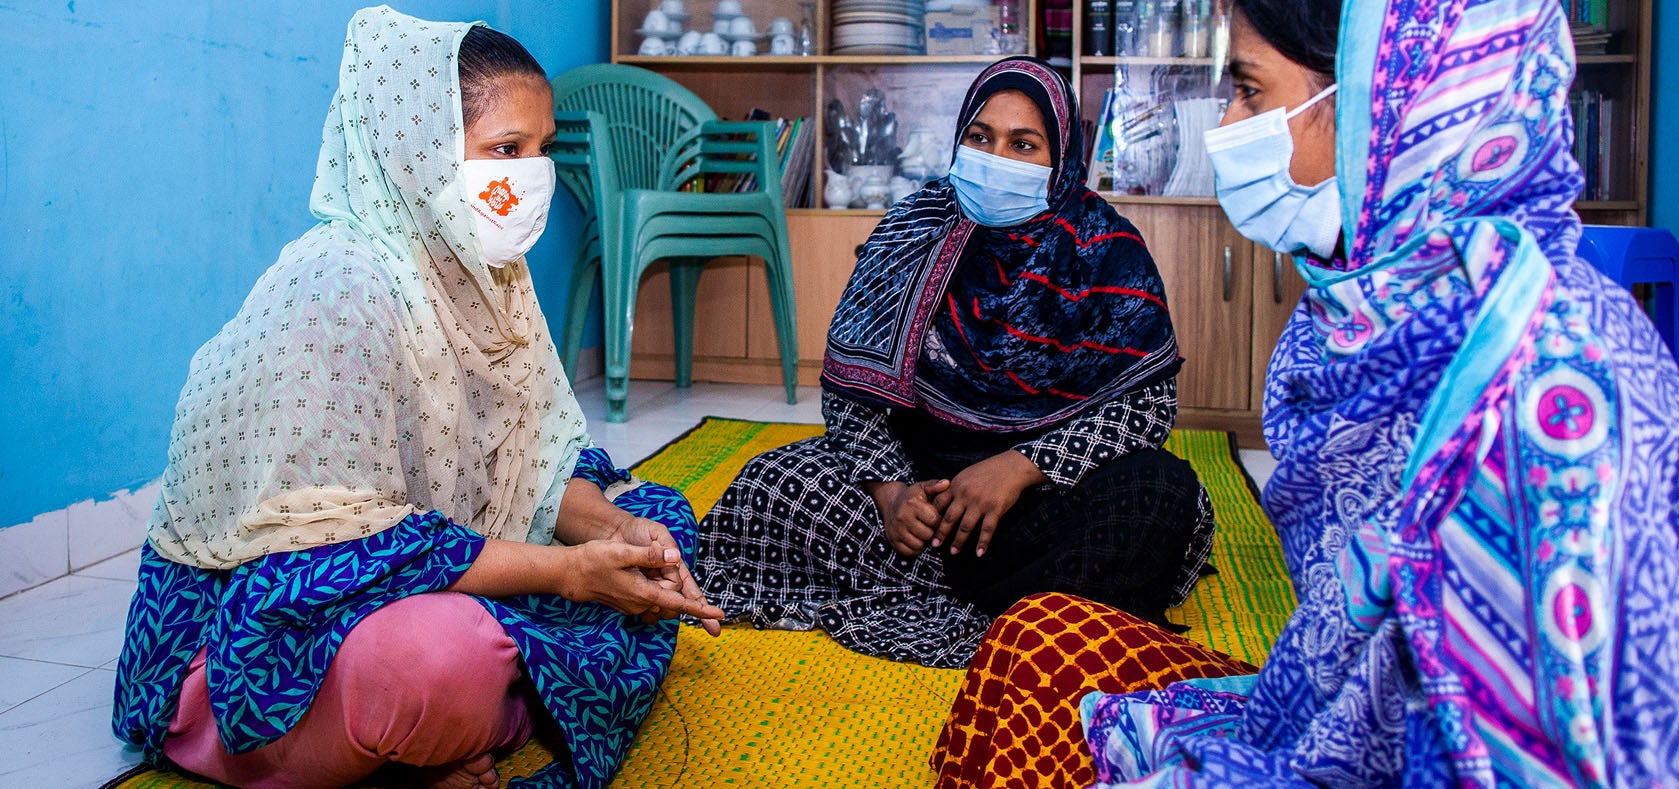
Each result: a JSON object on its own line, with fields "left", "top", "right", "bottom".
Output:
{"left": 821, "top": 57, "right": 1179, "bottom": 432}
{"left": 1082, "top": 0, "right": 1679, "bottom": 785}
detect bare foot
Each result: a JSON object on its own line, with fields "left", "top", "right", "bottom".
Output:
{"left": 420, "top": 753, "right": 498, "bottom": 789}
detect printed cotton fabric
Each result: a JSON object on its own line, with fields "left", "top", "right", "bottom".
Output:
{"left": 1082, "top": 0, "right": 1679, "bottom": 785}
{"left": 115, "top": 449, "right": 695, "bottom": 789}
{"left": 930, "top": 594, "right": 1252, "bottom": 789}
{"left": 821, "top": 57, "right": 1179, "bottom": 432}
{"left": 146, "top": 5, "right": 588, "bottom": 568}
{"left": 693, "top": 391, "right": 1214, "bottom": 669}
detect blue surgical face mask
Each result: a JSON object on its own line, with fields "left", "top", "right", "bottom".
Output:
{"left": 948, "top": 145, "right": 1053, "bottom": 227}
{"left": 1204, "top": 84, "right": 1342, "bottom": 259}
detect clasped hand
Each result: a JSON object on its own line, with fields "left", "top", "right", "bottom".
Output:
{"left": 871, "top": 451, "right": 1047, "bottom": 558}
{"left": 562, "top": 512, "right": 724, "bottom": 636}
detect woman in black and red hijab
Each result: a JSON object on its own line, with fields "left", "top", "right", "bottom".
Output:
{"left": 692, "top": 58, "right": 1216, "bottom": 668}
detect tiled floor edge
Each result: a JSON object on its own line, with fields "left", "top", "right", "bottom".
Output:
{"left": 0, "top": 481, "right": 156, "bottom": 601}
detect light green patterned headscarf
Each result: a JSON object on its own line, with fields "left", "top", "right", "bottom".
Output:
{"left": 147, "top": 6, "right": 587, "bottom": 569}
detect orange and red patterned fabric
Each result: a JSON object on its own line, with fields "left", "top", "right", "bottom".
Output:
{"left": 930, "top": 593, "right": 1253, "bottom": 788}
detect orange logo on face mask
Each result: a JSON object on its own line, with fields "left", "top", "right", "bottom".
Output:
{"left": 478, "top": 177, "right": 519, "bottom": 217}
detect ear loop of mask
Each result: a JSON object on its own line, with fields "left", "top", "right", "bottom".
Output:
{"left": 1286, "top": 83, "right": 1339, "bottom": 120}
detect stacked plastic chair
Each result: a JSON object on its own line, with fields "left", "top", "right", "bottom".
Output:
{"left": 549, "top": 64, "right": 798, "bottom": 422}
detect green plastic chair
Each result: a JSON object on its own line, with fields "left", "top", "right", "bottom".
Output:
{"left": 549, "top": 111, "right": 606, "bottom": 380}
{"left": 549, "top": 64, "right": 798, "bottom": 423}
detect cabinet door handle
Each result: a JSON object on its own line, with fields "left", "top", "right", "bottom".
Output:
{"left": 1222, "top": 246, "right": 1234, "bottom": 302}
{"left": 1273, "top": 251, "right": 1284, "bottom": 303}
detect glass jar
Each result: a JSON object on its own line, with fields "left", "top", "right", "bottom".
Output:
{"left": 1142, "top": 0, "right": 1179, "bottom": 58}
{"left": 1182, "top": 0, "right": 1211, "bottom": 58}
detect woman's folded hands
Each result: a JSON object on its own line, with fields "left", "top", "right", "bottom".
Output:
{"left": 869, "top": 450, "right": 1050, "bottom": 559}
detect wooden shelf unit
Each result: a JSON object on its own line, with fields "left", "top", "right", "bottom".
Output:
{"left": 604, "top": 0, "right": 1652, "bottom": 448}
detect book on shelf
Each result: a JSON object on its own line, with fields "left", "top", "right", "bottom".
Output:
{"left": 1562, "top": 0, "right": 1610, "bottom": 26}
{"left": 1570, "top": 89, "right": 1616, "bottom": 201}
{"left": 688, "top": 110, "right": 815, "bottom": 208}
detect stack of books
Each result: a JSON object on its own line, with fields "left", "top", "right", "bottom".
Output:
{"left": 776, "top": 118, "right": 816, "bottom": 208}
{"left": 1570, "top": 90, "right": 1616, "bottom": 201}
{"left": 1570, "top": 24, "right": 1612, "bottom": 55}
{"left": 697, "top": 112, "right": 816, "bottom": 208}
{"left": 1563, "top": 0, "right": 1612, "bottom": 54}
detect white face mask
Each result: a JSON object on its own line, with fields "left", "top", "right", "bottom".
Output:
{"left": 461, "top": 157, "right": 555, "bottom": 268}
{"left": 1203, "top": 83, "right": 1341, "bottom": 259}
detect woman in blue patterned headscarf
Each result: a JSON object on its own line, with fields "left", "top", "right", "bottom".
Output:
{"left": 692, "top": 57, "right": 1217, "bottom": 669}
{"left": 937, "top": 0, "right": 1679, "bottom": 784}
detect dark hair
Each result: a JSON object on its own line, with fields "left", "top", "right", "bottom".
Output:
{"left": 458, "top": 25, "right": 547, "bottom": 128}
{"left": 1232, "top": 0, "right": 1339, "bottom": 84}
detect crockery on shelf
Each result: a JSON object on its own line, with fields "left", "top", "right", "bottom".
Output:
{"left": 676, "top": 29, "right": 705, "bottom": 55}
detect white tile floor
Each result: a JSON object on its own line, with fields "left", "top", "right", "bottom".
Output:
{"left": 0, "top": 378, "right": 1275, "bottom": 788}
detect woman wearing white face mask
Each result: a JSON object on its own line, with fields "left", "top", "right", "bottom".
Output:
{"left": 936, "top": 0, "right": 1679, "bottom": 785}
{"left": 111, "top": 9, "right": 722, "bottom": 788}
{"left": 693, "top": 58, "right": 1217, "bottom": 670}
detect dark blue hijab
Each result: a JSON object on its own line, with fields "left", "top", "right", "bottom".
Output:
{"left": 822, "top": 57, "right": 1180, "bottom": 432}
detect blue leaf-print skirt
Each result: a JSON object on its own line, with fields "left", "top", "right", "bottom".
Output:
{"left": 112, "top": 448, "right": 694, "bottom": 789}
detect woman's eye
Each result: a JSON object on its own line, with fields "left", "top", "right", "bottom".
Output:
{"left": 539, "top": 143, "right": 554, "bottom": 155}
{"left": 1012, "top": 140, "right": 1035, "bottom": 151}
{"left": 493, "top": 143, "right": 519, "bottom": 157}
{"left": 967, "top": 132, "right": 988, "bottom": 144}
{"left": 1235, "top": 84, "right": 1258, "bottom": 100}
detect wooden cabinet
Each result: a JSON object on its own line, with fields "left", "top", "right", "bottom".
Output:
{"left": 1248, "top": 245, "right": 1308, "bottom": 420}
{"left": 1119, "top": 204, "right": 1251, "bottom": 412}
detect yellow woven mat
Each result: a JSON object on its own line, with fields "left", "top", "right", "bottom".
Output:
{"left": 106, "top": 419, "right": 1292, "bottom": 789}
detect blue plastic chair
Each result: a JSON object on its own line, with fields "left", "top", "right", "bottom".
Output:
{"left": 1576, "top": 225, "right": 1678, "bottom": 354}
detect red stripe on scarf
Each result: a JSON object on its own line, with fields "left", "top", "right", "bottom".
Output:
{"left": 994, "top": 258, "right": 1165, "bottom": 308}
{"left": 948, "top": 293, "right": 993, "bottom": 372}
{"left": 970, "top": 297, "right": 1150, "bottom": 357}
{"left": 1053, "top": 218, "right": 1145, "bottom": 249}
{"left": 1017, "top": 271, "right": 1166, "bottom": 307}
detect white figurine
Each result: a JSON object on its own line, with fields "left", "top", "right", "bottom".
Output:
{"left": 888, "top": 175, "right": 918, "bottom": 204}
{"left": 823, "top": 170, "right": 855, "bottom": 209}
{"left": 858, "top": 171, "right": 891, "bottom": 210}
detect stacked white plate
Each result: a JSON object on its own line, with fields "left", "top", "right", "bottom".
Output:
{"left": 831, "top": 0, "right": 925, "bottom": 55}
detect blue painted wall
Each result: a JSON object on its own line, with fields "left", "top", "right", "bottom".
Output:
{"left": 0, "top": 1, "right": 606, "bottom": 528}
{"left": 1652, "top": 1, "right": 1676, "bottom": 232}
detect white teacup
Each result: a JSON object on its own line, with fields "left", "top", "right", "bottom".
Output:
{"left": 712, "top": 17, "right": 731, "bottom": 34}
{"left": 731, "top": 39, "right": 757, "bottom": 56}
{"left": 643, "top": 9, "right": 672, "bottom": 33}
{"left": 700, "top": 32, "right": 728, "bottom": 55}
{"left": 716, "top": 0, "right": 743, "bottom": 17}
{"left": 660, "top": 0, "right": 687, "bottom": 16}
{"left": 676, "top": 30, "right": 704, "bottom": 55}
{"left": 728, "top": 15, "right": 756, "bottom": 35}
{"left": 769, "top": 17, "right": 794, "bottom": 35}
{"left": 770, "top": 33, "right": 795, "bottom": 55}
{"left": 639, "top": 36, "right": 672, "bottom": 55}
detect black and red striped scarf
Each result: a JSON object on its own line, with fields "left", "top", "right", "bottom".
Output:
{"left": 822, "top": 57, "right": 1180, "bottom": 431}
